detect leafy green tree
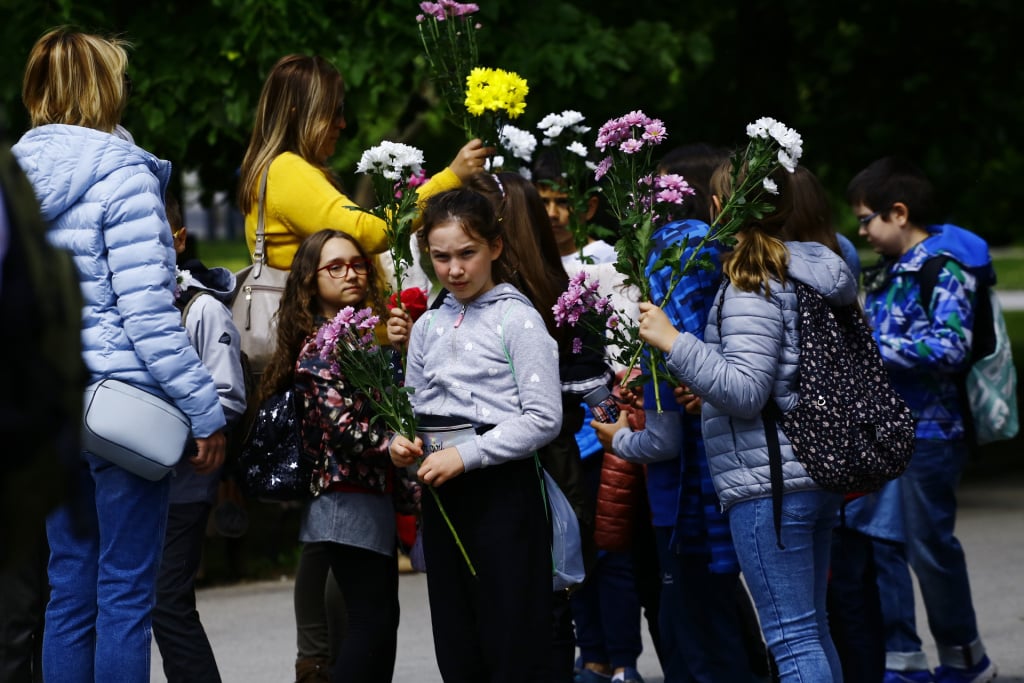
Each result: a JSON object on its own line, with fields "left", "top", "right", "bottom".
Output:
{"left": 1, "top": 0, "right": 1020, "bottom": 244}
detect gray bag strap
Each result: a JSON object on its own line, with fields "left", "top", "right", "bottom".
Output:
{"left": 251, "top": 165, "right": 271, "bottom": 278}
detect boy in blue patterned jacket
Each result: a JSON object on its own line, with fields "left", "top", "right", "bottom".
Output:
{"left": 847, "top": 156, "right": 996, "bottom": 683}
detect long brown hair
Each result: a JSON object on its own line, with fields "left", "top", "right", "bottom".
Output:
{"left": 237, "top": 55, "right": 345, "bottom": 213}
{"left": 463, "top": 172, "right": 568, "bottom": 338}
{"left": 712, "top": 160, "right": 792, "bottom": 297}
{"left": 257, "top": 230, "right": 383, "bottom": 404}
{"left": 780, "top": 166, "right": 841, "bottom": 255}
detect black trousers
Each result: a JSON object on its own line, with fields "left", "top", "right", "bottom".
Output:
{"left": 153, "top": 501, "right": 222, "bottom": 683}
{"left": 0, "top": 520, "right": 47, "bottom": 683}
{"left": 319, "top": 542, "right": 399, "bottom": 683}
{"left": 423, "top": 457, "right": 551, "bottom": 683}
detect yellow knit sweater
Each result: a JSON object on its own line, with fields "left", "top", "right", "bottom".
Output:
{"left": 243, "top": 152, "right": 461, "bottom": 270}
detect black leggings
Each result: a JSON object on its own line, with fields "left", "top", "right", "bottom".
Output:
{"left": 316, "top": 542, "right": 399, "bottom": 683}
{"left": 423, "top": 457, "right": 551, "bottom": 683}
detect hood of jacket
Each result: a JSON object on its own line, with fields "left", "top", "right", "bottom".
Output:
{"left": 784, "top": 240, "right": 859, "bottom": 307}
{"left": 178, "top": 257, "right": 237, "bottom": 303}
{"left": 12, "top": 124, "right": 171, "bottom": 222}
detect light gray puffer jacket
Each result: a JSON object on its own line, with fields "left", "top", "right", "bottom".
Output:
{"left": 664, "top": 241, "right": 857, "bottom": 510}
{"left": 13, "top": 124, "right": 225, "bottom": 438}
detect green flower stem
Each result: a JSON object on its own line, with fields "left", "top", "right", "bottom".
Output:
{"left": 420, "top": 460, "right": 477, "bottom": 577}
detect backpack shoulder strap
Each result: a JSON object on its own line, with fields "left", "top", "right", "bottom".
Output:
{"left": 177, "top": 288, "right": 211, "bottom": 325}
{"left": 918, "top": 255, "right": 951, "bottom": 316}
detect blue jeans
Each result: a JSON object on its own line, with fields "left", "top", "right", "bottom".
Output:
{"left": 654, "top": 527, "right": 756, "bottom": 683}
{"left": 876, "top": 439, "right": 985, "bottom": 671}
{"left": 43, "top": 451, "right": 170, "bottom": 683}
{"left": 728, "top": 490, "right": 844, "bottom": 683}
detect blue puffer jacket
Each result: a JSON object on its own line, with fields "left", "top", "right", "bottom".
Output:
{"left": 13, "top": 124, "right": 225, "bottom": 438}
{"left": 663, "top": 241, "right": 858, "bottom": 510}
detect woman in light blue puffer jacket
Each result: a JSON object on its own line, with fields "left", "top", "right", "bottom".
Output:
{"left": 637, "top": 164, "right": 857, "bottom": 682}
{"left": 12, "top": 29, "right": 226, "bottom": 683}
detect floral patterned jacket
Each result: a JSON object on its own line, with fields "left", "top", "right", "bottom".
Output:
{"left": 294, "top": 335, "right": 419, "bottom": 509}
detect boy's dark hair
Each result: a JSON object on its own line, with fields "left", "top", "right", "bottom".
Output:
{"left": 165, "top": 189, "right": 183, "bottom": 230}
{"left": 657, "top": 143, "right": 730, "bottom": 224}
{"left": 845, "top": 156, "right": 938, "bottom": 226}
{"left": 531, "top": 148, "right": 564, "bottom": 187}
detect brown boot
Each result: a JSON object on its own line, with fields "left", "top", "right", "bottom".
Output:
{"left": 295, "top": 657, "right": 330, "bottom": 683}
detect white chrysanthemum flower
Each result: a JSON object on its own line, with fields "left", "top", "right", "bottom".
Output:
{"left": 762, "top": 177, "right": 779, "bottom": 195}
{"left": 484, "top": 155, "right": 506, "bottom": 171}
{"left": 566, "top": 141, "right": 589, "bottom": 158}
{"left": 499, "top": 124, "right": 537, "bottom": 162}
{"left": 777, "top": 149, "right": 797, "bottom": 173}
{"left": 745, "top": 116, "right": 775, "bottom": 140}
{"left": 518, "top": 167, "right": 533, "bottom": 181}
{"left": 357, "top": 141, "right": 424, "bottom": 177}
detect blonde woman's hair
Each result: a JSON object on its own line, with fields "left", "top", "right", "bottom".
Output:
{"left": 711, "top": 159, "right": 792, "bottom": 297}
{"left": 237, "top": 55, "right": 345, "bottom": 213}
{"left": 22, "top": 27, "right": 129, "bottom": 132}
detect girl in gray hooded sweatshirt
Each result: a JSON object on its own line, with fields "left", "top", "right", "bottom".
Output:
{"left": 389, "top": 189, "right": 563, "bottom": 683}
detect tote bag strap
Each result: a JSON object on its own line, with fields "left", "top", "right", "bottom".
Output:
{"left": 251, "top": 165, "right": 271, "bottom": 278}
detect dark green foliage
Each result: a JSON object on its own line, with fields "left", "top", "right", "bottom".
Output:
{"left": 1, "top": 0, "right": 1020, "bottom": 243}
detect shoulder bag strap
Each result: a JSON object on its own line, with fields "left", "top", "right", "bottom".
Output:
{"left": 252, "top": 165, "right": 271, "bottom": 278}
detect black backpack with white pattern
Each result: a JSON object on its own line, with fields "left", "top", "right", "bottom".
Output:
{"left": 743, "top": 280, "right": 915, "bottom": 546}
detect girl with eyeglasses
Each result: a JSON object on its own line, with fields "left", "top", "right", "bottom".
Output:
{"left": 259, "top": 229, "right": 414, "bottom": 682}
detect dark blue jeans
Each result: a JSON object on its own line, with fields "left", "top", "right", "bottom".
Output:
{"left": 876, "top": 439, "right": 986, "bottom": 671}
{"left": 654, "top": 526, "right": 756, "bottom": 683}
{"left": 827, "top": 526, "right": 885, "bottom": 682}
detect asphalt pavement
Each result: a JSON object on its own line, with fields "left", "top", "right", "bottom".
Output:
{"left": 152, "top": 464, "right": 1024, "bottom": 683}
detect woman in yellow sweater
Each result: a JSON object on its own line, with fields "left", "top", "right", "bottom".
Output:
{"left": 238, "top": 54, "right": 490, "bottom": 270}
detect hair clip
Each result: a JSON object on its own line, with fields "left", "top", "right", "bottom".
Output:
{"left": 491, "top": 173, "right": 505, "bottom": 199}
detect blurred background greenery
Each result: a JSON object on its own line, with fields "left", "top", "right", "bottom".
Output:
{"left": 2, "top": 0, "right": 1022, "bottom": 246}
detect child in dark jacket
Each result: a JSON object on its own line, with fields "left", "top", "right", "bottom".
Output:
{"left": 153, "top": 191, "right": 246, "bottom": 683}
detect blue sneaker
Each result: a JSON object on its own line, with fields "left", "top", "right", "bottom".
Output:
{"left": 611, "top": 668, "right": 645, "bottom": 683}
{"left": 935, "top": 656, "right": 997, "bottom": 683}
{"left": 884, "top": 670, "right": 935, "bottom": 683}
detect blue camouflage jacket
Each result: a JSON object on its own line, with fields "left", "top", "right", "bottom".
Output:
{"left": 862, "top": 223, "right": 994, "bottom": 441}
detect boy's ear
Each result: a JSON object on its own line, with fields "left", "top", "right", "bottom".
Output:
{"left": 890, "top": 202, "right": 910, "bottom": 227}
{"left": 583, "top": 195, "right": 599, "bottom": 222}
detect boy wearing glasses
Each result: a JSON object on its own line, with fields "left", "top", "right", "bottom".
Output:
{"left": 152, "top": 190, "right": 247, "bottom": 683}
{"left": 846, "top": 157, "right": 996, "bottom": 683}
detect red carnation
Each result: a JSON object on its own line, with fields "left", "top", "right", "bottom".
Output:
{"left": 388, "top": 287, "right": 428, "bottom": 322}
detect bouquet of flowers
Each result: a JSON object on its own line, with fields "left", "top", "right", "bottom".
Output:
{"left": 552, "top": 270, "right": 642, "bottom": 373}
{"left": 557, "top": 113, "right": 804, "bottom": 410}
{"left": 648, "top": 116, "right": 805, "bottom": 315}
{"left": 312, "top": 305, "right": 476, "bottom": 574}
{"left": 354, "top": 141, "right": 428, "bottom": 296}
{"left": 487, "top": 123, "right": 537, "bottom": 176}
{"left": 536, "top": 110, "right": 602, "bottom": 258}
{"left": 416, "top": 1, "right": 482, "bottom": 134}
{"left": 463, "top": 66, "right": 529, "bottom": 146}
